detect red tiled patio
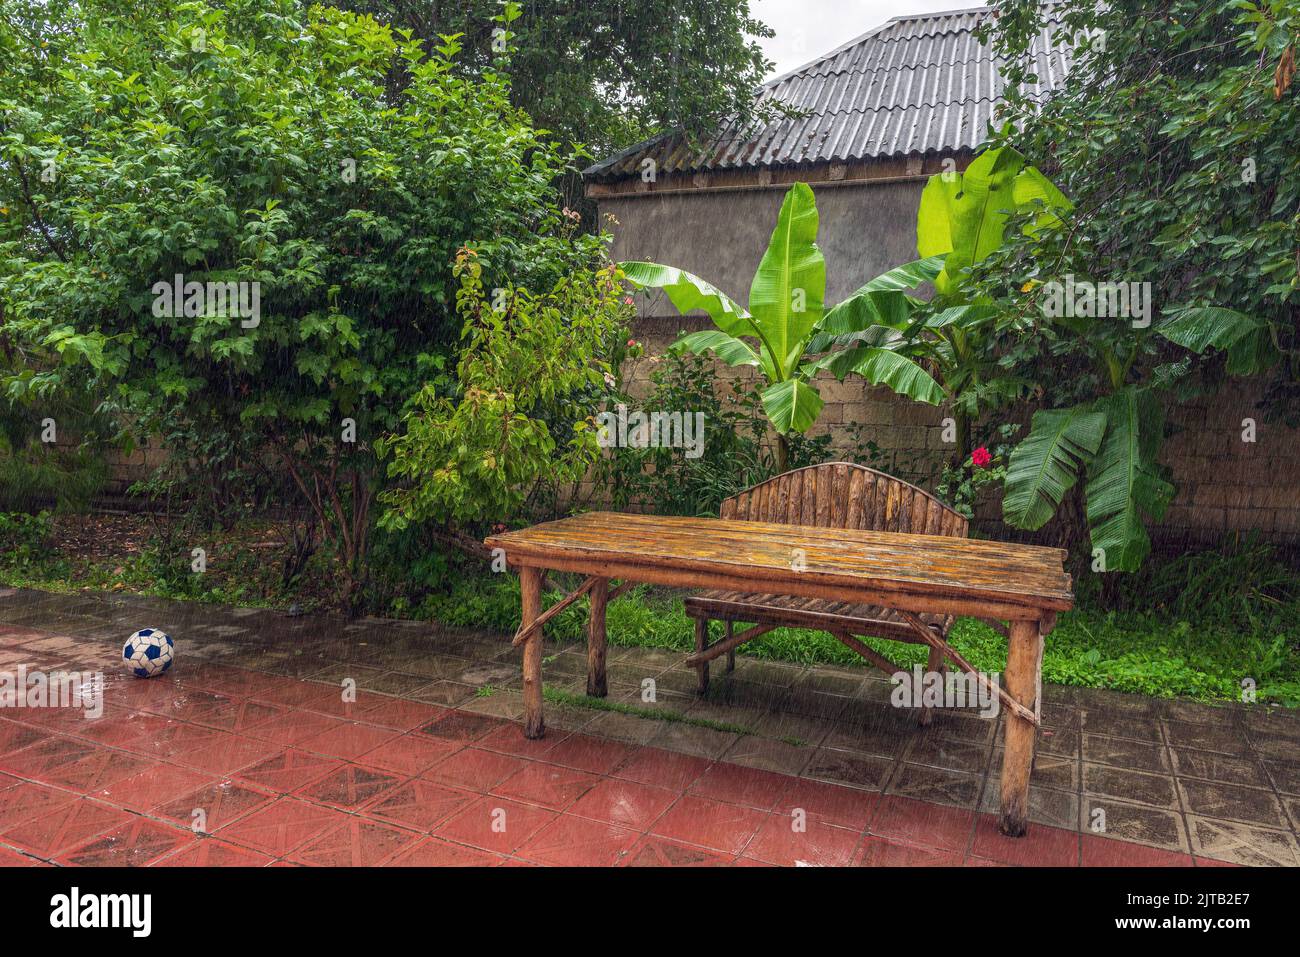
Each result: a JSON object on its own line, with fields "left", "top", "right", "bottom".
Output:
{"left": 0, "top": 587, "right": 1291, "bottom": 867}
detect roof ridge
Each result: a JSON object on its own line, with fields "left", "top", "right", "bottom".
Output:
{"left": 886, "top": 4, "right": 993, "bottom": 22}
{"left": 774, "top": 53, "right": 1031, "bottom": 81}
{"left": 763, "top": 6, "right": 1001, "bottom": 88}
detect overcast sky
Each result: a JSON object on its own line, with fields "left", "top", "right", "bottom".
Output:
{"left": 750, "top": 0, "right": 987, "bottom": 78}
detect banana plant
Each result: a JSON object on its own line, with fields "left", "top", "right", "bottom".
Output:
{"left": 1003, "top": 302, "right": 1277, "bottom": 572}
{"left": 806, "top": 147, "right": 1071, "bottom": 467}
{"left": 621, "top": 182, "right": 943, "bottom": 472}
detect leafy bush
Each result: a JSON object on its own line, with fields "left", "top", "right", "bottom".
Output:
{"left": 971, "top": 1, "right": 1300, "bottom": 569}
{"left": 593, "top": 349, "right": 831, "bottom": 517}
{"left": 0, "top": 0, "right": 610, "bottom": 610}
{"left": 596, "top": 350, "right": 768, "bottom": 515}
{"left": 1076, "top": 534, "right": 1300, "bottom": 628}
{"left": 377, "top": 250, "right": 631, "bottom": 533}
{"left": 935, "top": 426, "right": 1018, "bottom": 519}
{"left": 0, "top": 443, "right": 107, "bottom": 514}
{"left": 0, "top": 510, "right": 52, "bottom": 566}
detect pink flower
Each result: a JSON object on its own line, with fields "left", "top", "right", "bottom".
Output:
{"left": 971, "top": 447, "right": 992, "bottom": 469}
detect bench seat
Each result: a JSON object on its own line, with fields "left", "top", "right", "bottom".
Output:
{"left": 684, "top": 589, "right": 952, "bottom": 642}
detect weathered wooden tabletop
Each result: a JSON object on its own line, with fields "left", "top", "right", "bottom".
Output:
{"left": 485, "top": 511, "right": 1073, "bottom": 620}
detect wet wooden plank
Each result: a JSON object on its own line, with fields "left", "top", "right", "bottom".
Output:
{"left": 486, "top": 510, "right": 1074, "bottom": 611}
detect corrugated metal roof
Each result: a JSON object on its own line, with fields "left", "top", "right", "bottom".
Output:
{"left": 583, "top": 5, "right": 1070, "bottom": 182}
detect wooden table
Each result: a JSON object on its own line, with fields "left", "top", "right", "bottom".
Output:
{"left": 484, "top": 511, "right": 1073, "bottom": 837}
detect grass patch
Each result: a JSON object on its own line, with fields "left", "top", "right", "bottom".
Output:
{"left": 542, "top": 685, "right": 751, "bottom": 735}
{"left": 427, "top": 564, "right": 1300, "bottom": 707}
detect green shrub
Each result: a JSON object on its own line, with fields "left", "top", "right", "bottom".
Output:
{"left": 0, "top": 444, "right": 107, "bottom": 514}
{"left": 0, "top": 511, "right": 53, "bottom": 567}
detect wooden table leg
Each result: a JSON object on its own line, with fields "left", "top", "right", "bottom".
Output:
{"left": 693, "top": 618, "right": 709, "bottom": 695}
{"left": 998, "top": 618, "right": 1044, "bottom": 836}
{"left": 587, "top": 577, "right": 608, "bottom": 697}
{"left": 725, "top": 621, "right": 735, "bottom": 673}
{"left": 919, "top": 641, "right": 944, "bottom": 727}
{"left": 520, "top": 565, "right": 545, "bottom": 739}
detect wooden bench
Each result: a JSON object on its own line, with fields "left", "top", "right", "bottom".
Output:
{"left": 684, "top": 462, "right": 968, "bottom": 725}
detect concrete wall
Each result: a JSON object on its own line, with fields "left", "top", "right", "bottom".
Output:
{"left": 605, "top": 181, "right": 926, "bottom": 310}
{"left": 602, "top": 179, "right": 1300, "bottom": 547}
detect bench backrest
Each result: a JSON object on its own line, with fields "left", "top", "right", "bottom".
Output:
{"left": 719, "top": 462, "right": 968, "bottom": 538}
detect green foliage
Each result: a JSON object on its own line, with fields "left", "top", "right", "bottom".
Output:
{"left": 336, "top": 0, "right": 777, "bottom": 164}
{"left": 0, "top": 0, "right": 609, "bottom": 608}
{"left": 1003, "top": 406, "right": 1107, "bottom": 530}
{"left": 0, "top": 441, "right": 107, "bottom": 514}
{"left": 897, "top": 147, "right": 1072, "bottom": 464}
{"left": 917, "top": 146, "right": 1070, "bottom": 297}
{"left": 0, "top": 510, "right": 52, "bottom": 567}
{"left": 935, "top": 426, "right": 1017, "bottom": 519}
{"left": 593, "top": 349, "right": 831, "bottom": 517}
{"left": 0, "top": 359, "right": 115, "bottom": 513}
{"left": 623, "top": 183, "right": 943, "bottom": 469}
{"left": 377, "top": 250, "right": 631, "bottom": 530}
{"left": 1076, "top": 533, "right": 1299, "bottom": 627}
{"left": 1083, "top": 390, "right": 1176, "bottom": 571}
{"left": 966, "top": 2, "right": 1300, "bottom": 569}
{"left": 980, "top": 0, "right": 1299, "bottom": 410}
{"left": 127, "top": 408, "right": 288, "bottom": 532}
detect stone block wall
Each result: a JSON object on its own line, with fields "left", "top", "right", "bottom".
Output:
{"left": 622, "top": 319, "right": 1300, "bottom": 547}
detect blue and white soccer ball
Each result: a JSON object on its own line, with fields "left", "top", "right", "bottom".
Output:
{"left": 122, "top": 628, "right": 175, "bottom": 678}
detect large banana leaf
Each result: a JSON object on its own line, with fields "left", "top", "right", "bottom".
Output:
{"left": 1011, "top": 166, "right": 1073, "bottom": 236}
{"left": 916, "top": 147, "right": 1069, "bottom": 295}
{"left": 940, "top": 146, "right": 1027, "bottom": 292}
{"left": 897, "top": 302, "right": 1001, "bottom": 341}
{"left": 1085, "top": 389, "right": 1174, "bottom": 572}
{"left": 748, "top": 182, "right": 825, "bottom": 377}
{"left": 1157, "top": 306, "right": 1260, "bottom": 351}
{"left": 921, "top": 303, "right": 1001, "bottom": 329}
{"left": 1003, "top": 404, "right": 1108, "bottom": 530}
{"left": 761, "top": 378, "right": 823, "bottom": 434}
{"left": 669, "top": 330, "right": 760, "bottom": 369}
{"left": 620, "top": 261, "right": 752, "bottom": 338}
{"left": 816, "top": 347, "right": 944, "bottom": 405}
{"left": 814, "top": 289, "right": 913, "bottom": 344}
{"left": 917, "top": 175, "right": 960, "bottom": 261}
{"left": 810, "top": 257, "right": 942, "bottom": 352}
{"left": 1157, "top": 306, "right": 1278, "bottom": 375}
{"left": 803, "top": 324, "right": 906, "bottom": 363}
{"left": 853, "top": 255, "right": 945, "bottom": 293}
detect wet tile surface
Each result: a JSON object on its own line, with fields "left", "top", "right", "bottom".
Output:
{"left": 0, "top": 585, "right": 1291, "bottom": 867}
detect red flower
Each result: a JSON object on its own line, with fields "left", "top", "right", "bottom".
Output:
{"left": 971, "top": 447, "right": 992, "bottom": 468}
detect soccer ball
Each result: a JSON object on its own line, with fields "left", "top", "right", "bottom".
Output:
{"left": 122, "top": 628, "right": 175, "bottom": 678}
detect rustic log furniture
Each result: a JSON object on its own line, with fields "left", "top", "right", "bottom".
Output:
{"left": 484, "top": 482, "right": 1072, "bottom": 837}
